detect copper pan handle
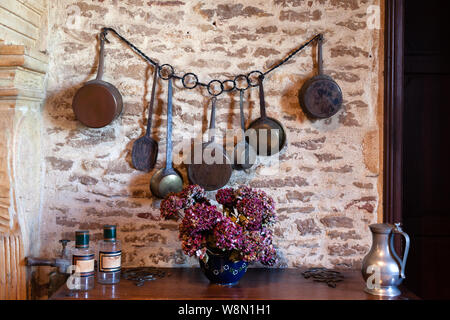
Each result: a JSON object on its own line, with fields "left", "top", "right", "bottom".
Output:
{"left": 258, "top": 75, "right": 267, "bottom": 119}
{"left": 96, "top": 33, "right": 106, "bottom": 80}
{"left": 318, "top": 34, "right": 324, "bottom": 75}
{"left": 208, "top": 97, "right": 217, "bottom": 143}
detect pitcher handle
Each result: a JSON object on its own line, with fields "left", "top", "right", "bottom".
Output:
{"left": 392, "top": 223, "right": 410, "bottom": 279}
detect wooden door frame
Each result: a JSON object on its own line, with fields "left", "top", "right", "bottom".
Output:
{"left": 384, "top": 0, "right": 405, "bottom": 224}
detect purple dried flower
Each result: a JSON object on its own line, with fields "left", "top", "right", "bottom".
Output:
{"left": 236, "top": 197, "right": 264, "bottom": 231}
{"left": 160, "top": 193, "right": 185, "bottom": 220}
{"left": 239, "top": 231, "right": 260, "bottom": 262}
{"left": 235, "top": 185, "right": 253, "bottom": 197}
{"left": 180, "top": 203, "right": 222, "bottom": 235}
{"left": 160, "top": 185, "right": 210, "bottom": 221}
{"left": 180, "top": 232, "right": 205, "bottom": 257}
{"left": 260, "top": 245, "right": 277, "bottom": 266}
{"left": 213, "top": 217, "right": 244, "bottom": 251}
{"left": 215, "top": 188, "right": 236, "bottom": 207}
{"left": 180, "top": 185, "right": 208, "bottom": 207}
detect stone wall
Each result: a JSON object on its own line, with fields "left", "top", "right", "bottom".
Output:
{"left": 40, "top": 0, "right": 384, "bottom": 270}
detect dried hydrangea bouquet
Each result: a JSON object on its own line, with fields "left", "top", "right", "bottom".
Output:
{"left": 160, "top": 185, "right": 278, "bottom": 285}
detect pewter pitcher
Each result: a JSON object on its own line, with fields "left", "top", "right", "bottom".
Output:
{"left": 361, "top": 223, "right": 410, "bottom": 297}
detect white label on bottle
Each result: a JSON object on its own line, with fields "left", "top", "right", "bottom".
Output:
{"left": 99, "top": 250, "right": 121, "bottom": 273}
{"left": 72, "top": 254, "right": 95, "bottom": 277}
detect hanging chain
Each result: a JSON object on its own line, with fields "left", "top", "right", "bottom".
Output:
{"left": 101, "top": 27, "right": 322, "bottom": 96}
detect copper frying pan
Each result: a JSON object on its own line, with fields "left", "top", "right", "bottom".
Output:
{"left": 246, "top": 76, "right": 287, "bottom": 156}
{"left": 298, "top": 35, "right": 343, "bottom": 118}
{"left": 187, "top": 98, "right": 232, "bottom": 191}
{"left": 72, "top": 33, "right": 123, "bottom": 128}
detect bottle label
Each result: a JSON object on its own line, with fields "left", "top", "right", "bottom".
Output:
{"left": 99, "top": 250, "right": 121, "bottom": 273}
{"left": 72, "top": 254, "right": 95, "bottom": 277}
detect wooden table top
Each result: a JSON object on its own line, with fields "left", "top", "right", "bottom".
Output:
{"left": 50, "top": 268, "right": 418, "bottom": 300}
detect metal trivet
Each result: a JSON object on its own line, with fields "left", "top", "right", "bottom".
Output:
{"left": 122, "top": 267, "right": 170, "bottom": 287}
{"left": 301, "top": 267, "right": 344, "bottom": 288}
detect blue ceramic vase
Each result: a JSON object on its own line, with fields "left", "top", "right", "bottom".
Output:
{"left": 199, "top": 251, "right": 248, "bottom": 285}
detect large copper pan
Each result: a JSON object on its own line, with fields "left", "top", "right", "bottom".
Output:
{"left": 72, "top": 34, "right": 123, "bottom": 128}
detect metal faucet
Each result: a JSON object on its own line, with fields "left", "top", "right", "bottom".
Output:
{"left": 26, "top": 239, "right": 73, "bottom": 298}
{"left": 26, "top": 239, "right": 71, "bottom": 274}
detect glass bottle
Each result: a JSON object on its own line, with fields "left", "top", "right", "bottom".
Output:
{"left": 97, "top": 225, "right": 121, "bottom": 284}
{"left": 71, "top": 230, "right": 95, "bottom": 291}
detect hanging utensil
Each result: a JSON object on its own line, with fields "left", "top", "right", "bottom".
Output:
{"left": 150, "top": 78, "right": 183, "bottom": 198}
{"left": 232, "top": 90, "right": 256, "bottom": 170}
{"left": 298, "top": 34, "right": 343, "bottom": 118}
{"left": 72, "top": 32, "right": 123, "bottom": 128}
{"left": 246, "top": 75, "right": 286, "bottom": 156}
{"left": 187, "top": 97, "right": 232, "bottom": 191}
{"left": 131, "top": 65, "right": 159, "bottom": 172}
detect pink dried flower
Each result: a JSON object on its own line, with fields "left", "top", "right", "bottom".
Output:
{"left": 180, "top": 203, "right": 223, "bottom": 235}
{"left": 236, "top": 197, "right": 264, "bottom": 231}
{"left": 235, "top": 185, "right": 253, "bottom": 197}
{"left": 260, "top": 245, "right": 277, "bottom": 266}
{"left": 234, "top": 186, "right": 277, "bottom": 229}
{"left": 258, "top": 228, "right": 277, "bottom": 266}
{"left": 160, "top": 193, "right": 185, "bottom": 220}
{"left": 180, "top": 184, "right": 208, "bottom": 207}
{"left": 240, "top": 231, "right": 261, "bottom": 262}
{"left": 180, "top": 232, "right": 205, "bottom": 257}
{"left": 238, "top": 228, "right": 277, "bottom": 265}
{"left": 215, "top": 188, "right": 236, "bottom": 207}
{"left": 160, "top": 185, "right": 210, "bottom": 221}
{"left": 213, "top": 217, "right": 244, "bottom": 251}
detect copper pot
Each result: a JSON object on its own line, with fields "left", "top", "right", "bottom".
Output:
{"left": 72, "top": 34, "right": 123, "bottom": 128}
{"left": 298, "top": 35, "right": 342, "bottom": 119}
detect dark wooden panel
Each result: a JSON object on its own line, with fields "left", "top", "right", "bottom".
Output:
{"left": 403, "top": 235, "right": 450, "bottom": 299}
{"left": 403, "top": 75, "right": 450, "bottom": 219}
{"left": 384, "top": 0, "right": 405, "bottom": 226}
{"left": 50, "top": 268, "right": 418, "bottom": 300}
{"left": 404, "top": 1, "right": 450, "bottom": 54}
{"left": 405, "top": 217, "right": 450, "bottom": 237}
{"left": 405, "top": 55, "right": 450, "bottom": 74}
{"left": 401, "top": 0, "right": 450, "bottom": 300}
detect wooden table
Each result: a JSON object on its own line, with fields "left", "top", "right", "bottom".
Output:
{"left": 51, "top": 268, "right": 418, "bottom": 300}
